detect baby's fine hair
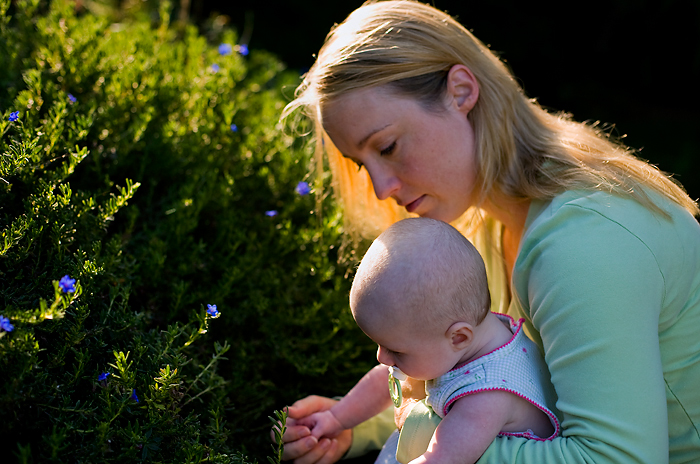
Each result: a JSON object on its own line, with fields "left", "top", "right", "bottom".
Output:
{"left": 284, "top": 0, "right": 698, "bottom": 239}
{"left": 354, "top": 218, "right": 491, "bottom": 327}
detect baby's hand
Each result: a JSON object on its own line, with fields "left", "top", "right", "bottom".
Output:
{"left": 295, "top": 409, "right": 345, "bottom": 439}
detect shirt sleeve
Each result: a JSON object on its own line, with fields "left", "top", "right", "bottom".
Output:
{"left": 478, "top": 201, "right": 669, "bottom": 463}
{"left": 344, "top": 406, "right": 396, "bottom": 459}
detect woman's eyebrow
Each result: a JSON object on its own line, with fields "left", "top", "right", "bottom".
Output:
{"left": 357, "top": 124, "right": 391, "bottom": 149}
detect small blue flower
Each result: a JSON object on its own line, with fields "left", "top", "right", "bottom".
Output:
{"left": 218, "top": 43, "right": 232, "bottom": 56}
{"left": 265, "top": 210, "right": 278, "bottom": 217}
{"left": 68, "top": 94, "right": 77, "bottom": 104}
{"left": 59, "top": 275, "right": 76, "bottom": 293}
{"left": 98, "top": 372, "right": 110, "bottom": 381}
{"left": 295, "top": 181, "right": 311, "bottom": 196}
{"left": 207, "top": 304, "right": 220, "bottom": 318}
{"left": 237, "top": 44, "right": 249, "bottom": 56}
{"left": 131, "top": 389, "right": 139, "bottom": 403}
{"left": 8, "top": 111, "right": 19, "bottom": 122}
{"left": 230, "top": 124, "right": 238, "bottom": 132}
{"left": 211, "top": 63, "right": 220, "bottom": 73}
{"left": 0, "top": 316, "right": 14, "bottom": 332}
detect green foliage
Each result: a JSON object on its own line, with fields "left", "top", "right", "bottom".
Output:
{"left": 0, "top": 0, "right": 375, "bottom": 462}
{"left": 267, "top": 409, "right": 288, "bottom": 464}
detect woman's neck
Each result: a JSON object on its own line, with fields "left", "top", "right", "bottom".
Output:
{"left": 481, "top": 193, "right": 531, "bottom": 278}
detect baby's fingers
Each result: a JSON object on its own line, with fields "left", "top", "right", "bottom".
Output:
{"left": 276, "top": 422, "right": 310, "bottom": 440}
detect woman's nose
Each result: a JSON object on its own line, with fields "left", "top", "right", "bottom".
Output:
{"left": 367, "top": 165, "right": 400, "bottom": 201}
{"left": 377, "top": 346, "right": 393, "bottom": 366}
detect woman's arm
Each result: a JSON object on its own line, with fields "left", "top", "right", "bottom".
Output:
{"left": 479, "top": 196, "right": 670, "bottom": 462}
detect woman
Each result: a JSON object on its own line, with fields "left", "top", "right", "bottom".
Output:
{"left": 276, "top": 1, "right": 700, "bottom": 462}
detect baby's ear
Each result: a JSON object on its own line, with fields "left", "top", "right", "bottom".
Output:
{"left": 446, "top": 322, "right": 473, "bottom": 350}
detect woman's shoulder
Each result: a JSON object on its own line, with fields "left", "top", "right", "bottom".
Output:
{"left": 518, "top": 189, "right": 700, "bottom": 288}
{"left": 525, "top": 189, "right": 698, "bottom": 243}
{"left": 512, "top": 189, "right": 700, "bottom": 330}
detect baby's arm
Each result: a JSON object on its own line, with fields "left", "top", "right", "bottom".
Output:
{"left": 297, "top": 364, "right": 393, "bottom": 439}
{"left": 410, "top": 391, "right": 515, "bottom": 464}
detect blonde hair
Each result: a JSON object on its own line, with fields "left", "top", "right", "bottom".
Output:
{"left": 284, "top": 0, "right": 698, "bottom": 240}
{"left": 351, "top": 218, "right": 491, "bottom": 330}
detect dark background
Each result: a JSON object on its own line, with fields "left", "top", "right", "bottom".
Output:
{"left": 193, "top": 0, "right": 700, "bottom": 201}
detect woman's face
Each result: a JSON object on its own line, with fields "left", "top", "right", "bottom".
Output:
{"left": 321, "top": 81, "right": 479, "bottom": 223}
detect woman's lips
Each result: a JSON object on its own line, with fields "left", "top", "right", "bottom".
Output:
{"left": 405, "top": 196, "right": 424, "bottom": 214}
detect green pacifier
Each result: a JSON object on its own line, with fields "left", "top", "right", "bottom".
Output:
{"left": 388, "top": 366, "right": 407, "bottom": 408}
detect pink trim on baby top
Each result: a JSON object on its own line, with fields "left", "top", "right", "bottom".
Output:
{"left": 451, "top": 312, "right": 520, "bottom": 372}
{"left": 445, "top": 387, "right": 561, "bottom": 441}
{"left": 443, "top": 313, "right": 561, "bottom": 441}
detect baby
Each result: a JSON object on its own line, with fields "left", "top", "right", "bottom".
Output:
{"left": 297, "top": 217, "right": 559, "bottom": 464}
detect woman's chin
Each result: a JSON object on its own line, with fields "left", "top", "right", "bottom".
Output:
{"left": 416, "top": 208, "right": 460, "bottom": 224}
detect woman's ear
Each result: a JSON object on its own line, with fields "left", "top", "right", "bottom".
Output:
{"left": 446, "top": 64, "right": 479, "bottom": 114}
{"left": 446, "top": 322, "right": 474, "bottom": 350}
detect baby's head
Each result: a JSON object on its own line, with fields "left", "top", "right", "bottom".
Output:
{"left": 349, "top": 218, "right": 491, "bottom": 378}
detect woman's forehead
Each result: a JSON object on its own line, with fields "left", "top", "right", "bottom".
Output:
{"left": 320, "top": 85, "right": 408, "bottom": 120}
{"left": 320, "top": 87, "right": 417, "bottom": 146}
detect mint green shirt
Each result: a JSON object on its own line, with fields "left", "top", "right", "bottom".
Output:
{"left": 349, "top": 190, "right": 700, "bottom": 463}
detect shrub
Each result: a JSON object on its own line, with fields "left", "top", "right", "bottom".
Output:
{"left": 0, "top": 0, "right": 375, "bottom": 462}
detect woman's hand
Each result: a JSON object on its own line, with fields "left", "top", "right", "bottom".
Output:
{"left": 272, "top": 395, "right": 352, "bottom": 464}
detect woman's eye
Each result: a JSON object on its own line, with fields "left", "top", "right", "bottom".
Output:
{"left": 380, "top": 142, "right": 396, "bottom": 156}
